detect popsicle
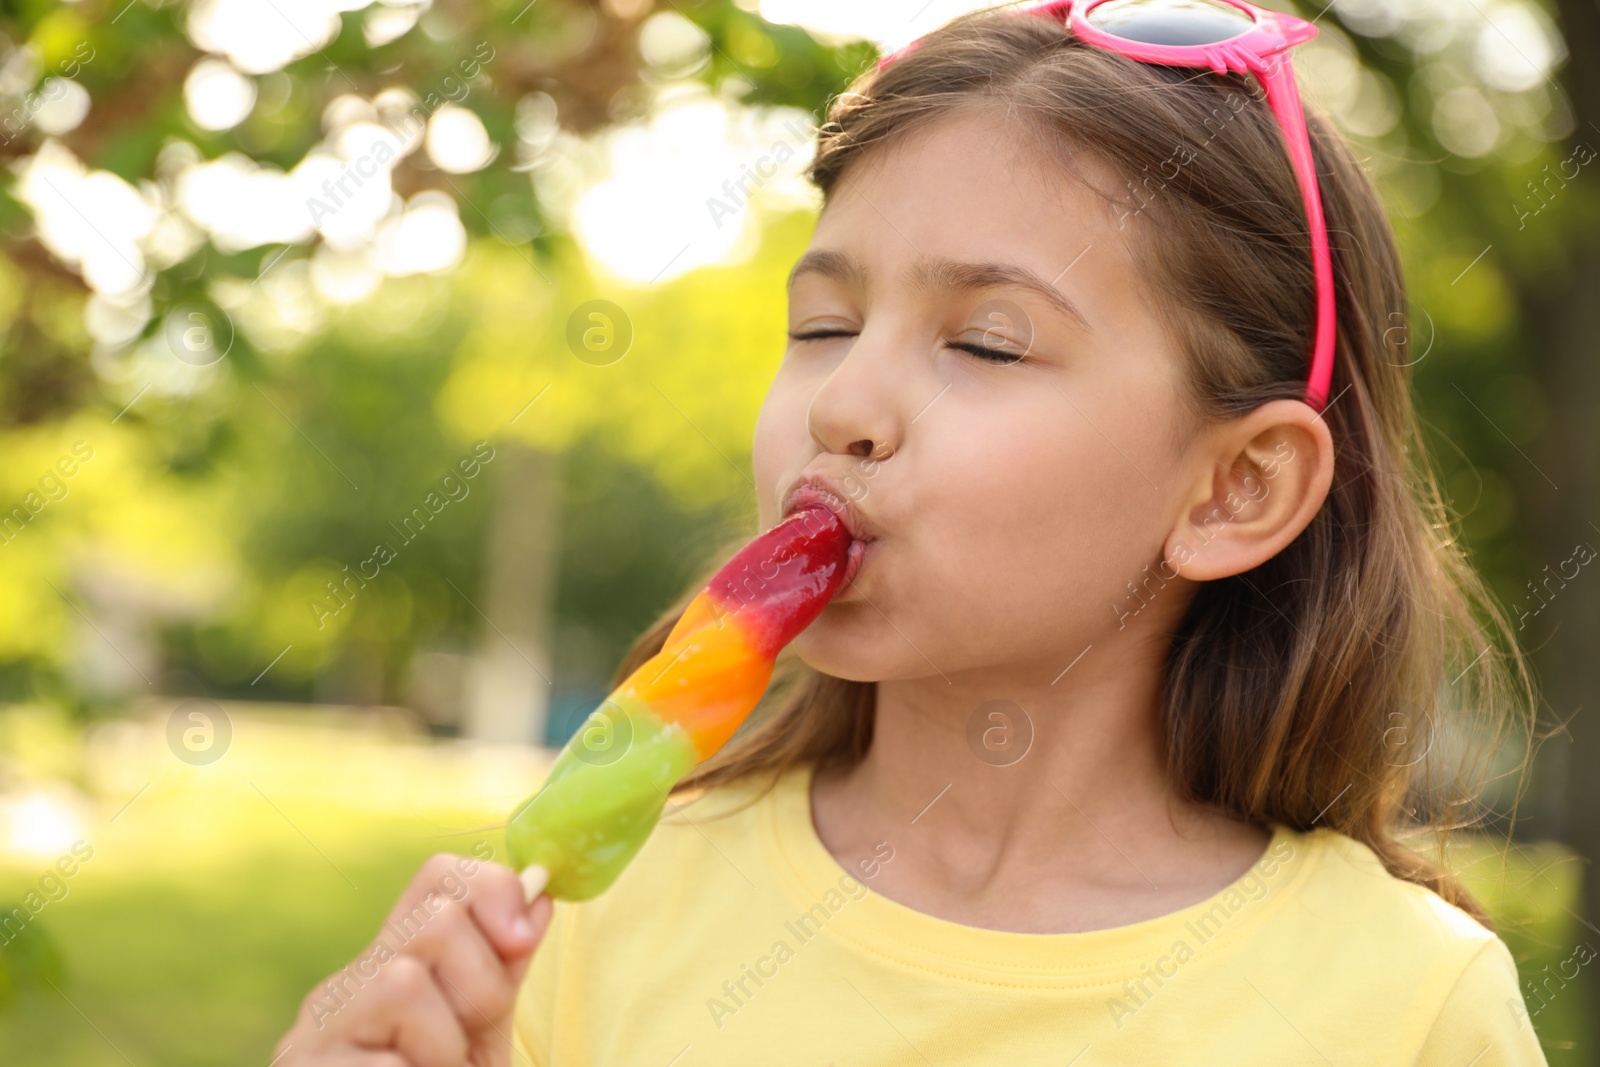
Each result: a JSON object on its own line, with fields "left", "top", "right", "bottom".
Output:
{"left": 505, "top": 502, "right": 856, "bottom": 901}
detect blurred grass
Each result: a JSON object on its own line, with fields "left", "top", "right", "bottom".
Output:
{"left": 0, "top": 704, "right": 546, "bottom": 1065}
{"left": 0, "top": 839, "right": 456, "bottom": 1064}
{"left": 0, "top": 708, "right": 1588, "bottom": 1064}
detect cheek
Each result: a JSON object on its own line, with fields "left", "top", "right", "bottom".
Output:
{"left": 785, "top": 395, "right": 1181, "bottom": 679}
{"left": 921, "top": 397, "right": 1173, "bottom": 618}
{"left": 752, "top": 370, "right": 809, "bottom": 512}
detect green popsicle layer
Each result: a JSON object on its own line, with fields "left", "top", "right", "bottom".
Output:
{"left": 506, "top": 692, "right": 701, "bottom": 901}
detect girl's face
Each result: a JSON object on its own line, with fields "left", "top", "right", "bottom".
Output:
{"left": 753, "top": 108, "right": 1203, "bottom": 684}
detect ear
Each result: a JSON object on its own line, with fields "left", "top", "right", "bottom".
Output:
{"left": 1162, "top": 399, "right": 1334, "bottom": 582}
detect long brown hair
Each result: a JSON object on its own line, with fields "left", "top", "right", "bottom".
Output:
{"left": 621, "top": 7, "right": 1534, "bottom": 929}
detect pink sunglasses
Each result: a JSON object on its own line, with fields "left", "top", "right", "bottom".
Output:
{"left": 876, "top": 0, "right": 1336, "bottom": 410}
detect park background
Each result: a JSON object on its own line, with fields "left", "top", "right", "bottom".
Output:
{"left": 0, "top": 0, "right": 1597, "bottom": 1061}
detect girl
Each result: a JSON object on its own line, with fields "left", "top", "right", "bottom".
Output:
{"left": 277, "top": 2, "right": 1548, "bottom": 1064}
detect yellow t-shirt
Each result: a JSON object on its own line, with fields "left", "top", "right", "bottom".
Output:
{"left": 512, "top": 763, "right": 1546, "bottom": 1065}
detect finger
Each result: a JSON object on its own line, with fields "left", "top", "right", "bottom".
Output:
{"left": 397, "top": 898, "right": 518, "bottom": 1026}
{"left": 456, "top": 861, "right": 545, "bottom": 960}
{"left": 386, "top": 855, "right": 538, "bottom": 965}
{"left": 341, "top": 955, "right": 468, "bottom": 1067}
{"left": 314, "top": 1052, "right": 414, "bottom": 1067}
{"left": 502, "top": 892, "right": 555, "bottom": 992}
{"left": 527, "top": 891, "right": 553, "bottom": 942}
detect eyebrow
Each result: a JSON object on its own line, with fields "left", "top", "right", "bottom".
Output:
{"left": 787, "top": 249, "right": 1093, "bottom": 332}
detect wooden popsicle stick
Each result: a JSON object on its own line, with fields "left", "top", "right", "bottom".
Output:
{"left": 519, "top": 864, "right": 549, "bottom": 905}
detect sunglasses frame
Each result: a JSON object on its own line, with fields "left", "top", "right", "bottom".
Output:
{"left": 876, "top": 0, "right": 1337, "bottom": 410}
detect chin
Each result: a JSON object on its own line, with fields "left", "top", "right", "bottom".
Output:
{"left": 789, "top": 604, "right": 946, "bottom": 683}
{"left": 789, "top": 614, "right": 891, "bottom": 683}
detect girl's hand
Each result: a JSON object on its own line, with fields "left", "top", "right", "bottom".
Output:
{"left": 272, "top": 853, "right": 553, "bottom": 1067}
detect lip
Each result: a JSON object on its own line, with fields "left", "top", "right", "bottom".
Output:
{"left": 780, "top": 476, "right": 878, "bottom": 544}
{"left": 840, "top": 538, "right": 869, "bottom": 588}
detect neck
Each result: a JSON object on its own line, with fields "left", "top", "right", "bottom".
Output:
{"left": 810, "top": 629, "right": 1271, "bottom": 932}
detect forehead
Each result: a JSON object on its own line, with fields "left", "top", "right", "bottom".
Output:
{"left": 810, "top": 107, "right": 1146, "bottom": 316}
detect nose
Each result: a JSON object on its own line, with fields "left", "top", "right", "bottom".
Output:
{"left": 805, "top": 323, "right": 905, "bottom": 467}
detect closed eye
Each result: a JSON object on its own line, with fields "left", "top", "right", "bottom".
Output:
{"left": 946, "top": 340, "right": 1025, "bottom": 366}
{"left": 788, "top": 329, "right": 857, "bottom": 342}
{"left": 789, "top": 330, "right": 1025, "bottom": 366}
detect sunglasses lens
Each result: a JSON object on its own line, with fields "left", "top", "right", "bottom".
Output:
{"left": 1085, "top": 0, "right": 1256, "bottom": 46}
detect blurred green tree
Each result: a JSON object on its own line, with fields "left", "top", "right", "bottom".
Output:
{"left": 0, "top": 0, "right": 870, "bottom": 737}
